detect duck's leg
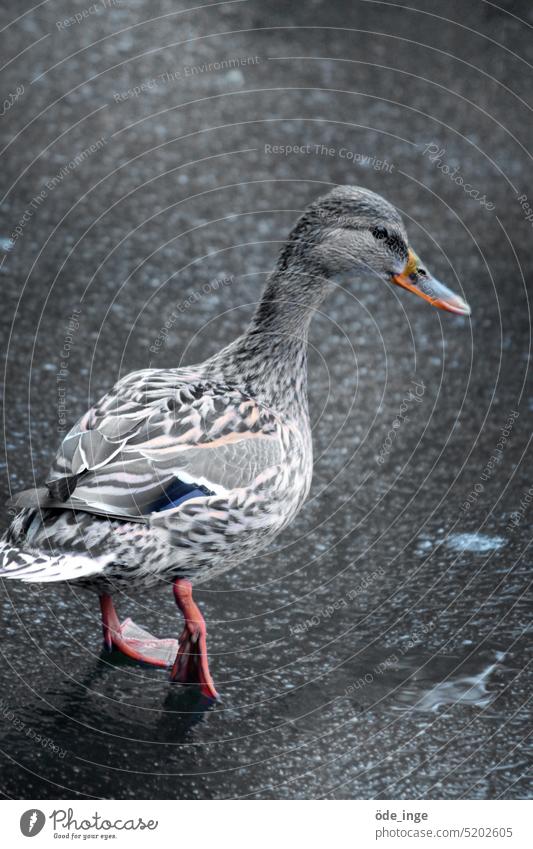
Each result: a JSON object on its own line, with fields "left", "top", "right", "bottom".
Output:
{"left": 169, "top": 579, "right": 219, "bottom": 700}
{"left": 99, "top": 593, "right": 179, "bottom": 668}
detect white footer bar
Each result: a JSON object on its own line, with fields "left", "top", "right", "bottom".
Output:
{"left": 3, "top": 799, "right": 531, "bottom": 848}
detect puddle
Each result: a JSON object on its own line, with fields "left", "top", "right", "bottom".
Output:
{"left": 445, "top": 533, "right": 506, "bottom": 553}
{"left": 409, "top": 651, "right": 506, "bottom": 712}
{"left": 340, "top": 646, "right": 507, "bottom": 714}
{"left": 416, "top": 532, "right": 507, "bottom": 557}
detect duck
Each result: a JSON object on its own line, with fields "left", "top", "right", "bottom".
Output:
{"left": 0, "top": 186, "right": 470, "bottom": 700}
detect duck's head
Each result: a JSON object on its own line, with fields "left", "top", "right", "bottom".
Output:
{"left": 278, "top": 185, "right": 470, "bottom": 316}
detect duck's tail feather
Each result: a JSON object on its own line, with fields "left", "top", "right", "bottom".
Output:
{"left": 0, "top": 537, "right": 104, "bottom": 583}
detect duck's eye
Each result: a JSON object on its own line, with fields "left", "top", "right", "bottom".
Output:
{"left": 371, "top": 226, "right": 388, "bottom": 241}
{"left": 371, "top": 227, "right": 409, "bottom": 262}
{"left": 418, "top": 267, "right": 427, "bottom": 277}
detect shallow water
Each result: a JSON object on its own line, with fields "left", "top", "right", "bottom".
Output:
{"left": 395, "top": 651, "right": 507, "bottom": 712}
{"left": 0, "top": 0, "right": 532, "bottom": 800}
{"left": 445, "top": 534, "right": 507, "bottom": 554}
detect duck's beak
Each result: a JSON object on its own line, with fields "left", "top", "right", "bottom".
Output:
{"left": 392, "top": 249, "right": 471, "bottom": 316}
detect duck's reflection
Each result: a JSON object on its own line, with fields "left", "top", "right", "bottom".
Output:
{"left": 0, "top": 650, "right": 218, "bottom": 795}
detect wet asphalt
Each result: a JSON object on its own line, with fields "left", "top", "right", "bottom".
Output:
{"left": 0, "top": 0, "right": 532, "bottom": 799}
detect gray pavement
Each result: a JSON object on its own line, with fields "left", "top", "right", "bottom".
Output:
{"left": 0, "top": 0, "right": 531, "bottom": 799}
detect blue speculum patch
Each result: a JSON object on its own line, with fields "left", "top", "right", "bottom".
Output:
{"left": 150, "top": 478, "right": 214, "bottom": 512}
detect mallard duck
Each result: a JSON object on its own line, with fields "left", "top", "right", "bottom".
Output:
{"left": 1, "top": 186, "right": 470, "bottom": 699}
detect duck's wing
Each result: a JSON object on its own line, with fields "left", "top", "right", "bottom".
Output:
{"left": 9, "top": 369, "right": 285, "bottom": 522}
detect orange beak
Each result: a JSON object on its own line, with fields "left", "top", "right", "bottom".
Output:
{"left": 392, "top": 249, "right": 471, "bottom": 316}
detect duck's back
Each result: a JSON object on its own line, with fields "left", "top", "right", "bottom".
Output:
{"left": 3, "top": 364, "right": 311, "bottom": 587}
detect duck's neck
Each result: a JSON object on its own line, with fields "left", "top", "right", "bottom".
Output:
{"left": 213, "top": 267, "right": 333, "bottom": 415}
